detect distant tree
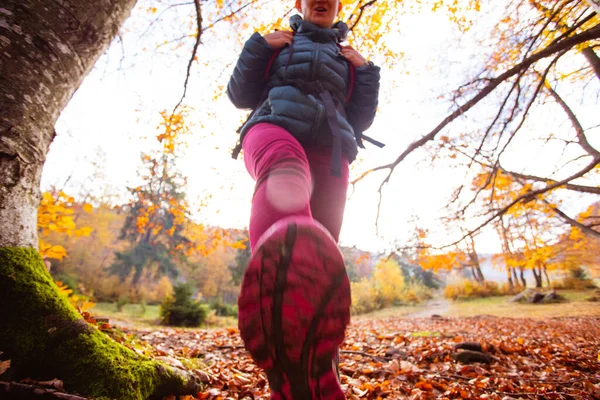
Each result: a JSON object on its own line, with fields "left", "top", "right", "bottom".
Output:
{"left": 230, "top": 234, "right": 250, "bottom": 286}
{"left": 160, "top": 282, "right": 208, "bottom": 327}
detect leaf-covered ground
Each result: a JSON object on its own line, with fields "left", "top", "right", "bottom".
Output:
{"left": 2, "top": 316, "right": 599, "bottom": 399}
{"left": 140, "top": 316, "right": 600, "bottom": 399}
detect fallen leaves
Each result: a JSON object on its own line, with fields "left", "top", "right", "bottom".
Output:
{"left": 135, "top": 316, "right": 600, "bottom": 399}
{"left": 3, "top": 316, "right": 599, "bottom": 399}
{"left": 0, "top": 359, "right": 10, "bottom": 376}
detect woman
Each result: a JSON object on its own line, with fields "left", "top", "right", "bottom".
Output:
{"left": 227, "top": 0, "right": 380, "bottom": 398}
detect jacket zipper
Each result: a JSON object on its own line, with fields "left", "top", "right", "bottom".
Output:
{"left": 310, "top": 42, "right": 322, "bottom": 139}
{"left": 310, "top": 42, "right": 321, "bottom": 82}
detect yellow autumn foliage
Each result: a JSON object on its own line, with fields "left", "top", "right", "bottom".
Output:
{"left": 37, "top": 191, "right": 93, "bottom": 260}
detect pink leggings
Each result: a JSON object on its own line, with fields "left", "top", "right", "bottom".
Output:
{"left": 243, "top": 123, "right": 349, "bottom": 251}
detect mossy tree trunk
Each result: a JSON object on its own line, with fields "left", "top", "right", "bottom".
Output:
{"left": 0, "top": 1, "right": 200, "bottom": 398}
{"left": 0, "top": 248, "right": 200, "bottom": 399}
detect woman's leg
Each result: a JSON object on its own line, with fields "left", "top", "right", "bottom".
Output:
{"left": 304, "top": 146, "right": 350, "bottom": 243}
{"left": 242, "top": 123, "right": 313, "bottom": 251}
{"left": 304, "top": 145, "right": 349, "bottom": 381}
{"left": 239, "top": 125, "right": 350, "bottom": 400}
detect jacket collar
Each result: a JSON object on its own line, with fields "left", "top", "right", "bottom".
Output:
{"left": 290, "top": 14, "right": 348, "bottom": 43}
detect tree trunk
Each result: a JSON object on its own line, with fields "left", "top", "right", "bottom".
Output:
{"left": 0, "top": 0, "right": 135, "bottom": 247}
{"left": 0, "top": 1, "right": 200, "bottom": 398}
{"left": 543, "top": 265, "right": 551, "bottom": 288}
{"left": 475, "top": 264, "right": 485, "bottom": 283}
{"left": 511, "top": 267, "right": 519, "bottom": 287}
{"left": 507, "top": 267, "right": 514, "bottom": 288}
{"left": 519, "top": 266, "right": 527, "bottom": 287}
{"left": 467, "top": 234, "right": 484, "bottom": 282}
{"left": 531, "top": 267, "right": 542, "bottom": 288}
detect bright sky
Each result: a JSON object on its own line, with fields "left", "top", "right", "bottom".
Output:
{"left": 41, "top": 1, "right": 599, "bottom": 255}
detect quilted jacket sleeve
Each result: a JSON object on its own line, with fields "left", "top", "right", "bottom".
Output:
{"left": 227, "top": 32, "right": 275, "bottom": 109}
{"left": 345, "top": 63, "right": 380, "bottom": 136}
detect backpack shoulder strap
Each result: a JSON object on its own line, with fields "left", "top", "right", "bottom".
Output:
{"left": 264, "top": 31, "right": 295, "bottom": 80}
{"left": 264, "top": 48, "right": 283, "bottom": 80}
{"left": 345, "top": 61, "right": 355, "bottom": 103}
{"left": 336, "top": 44, "right": 355, "bottom": 104}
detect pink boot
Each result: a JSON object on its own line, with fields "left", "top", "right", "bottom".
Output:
{"left": 238, "top": 217, "right": 350, "bottom": 399}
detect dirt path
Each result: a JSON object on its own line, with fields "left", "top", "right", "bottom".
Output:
{"left": 404, "top": 297, "right": 451, "bottom": 318}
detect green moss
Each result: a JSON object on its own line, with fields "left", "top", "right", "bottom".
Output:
{"left": 0, "top": 247, "right": 197, "bottom": 400}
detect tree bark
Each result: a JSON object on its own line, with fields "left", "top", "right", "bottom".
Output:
{"left": 475, "top": 264, "right": 485, "bottom": 283}
{"left": 582, "top": 46, "right": 600, "bottom": 81}
{"left": 507, "top": 267, "right": 514, "bottom": 288}
{"left": 0, "top": 0, "right": 136, "bottom": 247}
{"left": 519, "top": 266, "right": 527, "bottom": 287}
{"left": 532, "top": 265, "right": 543, "bottom": 288}
{"left": 511, "top": 267, "right": 519, "bottom": 287}
{"left": 467, "top": 234, "right": 485, "bottom": 283}
{"left": 543, "top": 265, "right": 551, "bottom": 288}
{"left": 0, "top": 1, "right": 201, "bottom": 398}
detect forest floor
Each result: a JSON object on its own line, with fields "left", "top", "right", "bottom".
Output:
{"left": 2, "top": 291, "right": 600, "bottom": 399}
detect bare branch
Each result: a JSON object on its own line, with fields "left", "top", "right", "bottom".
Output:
{"left": 522, "top": 0, "right": 570, "bottom": 58}
{"left": 139, "top": 2, "right": 194, "bottom": 39}
{"left": 498, "top": 166, "right": 600, "bottom": 195}
{"left": 544, "top": 80, "right": 600, "bottom": 157}
{"left": 467, "top": 76, "right": 520, "bottom": 170}
{"left": 544, "top": 200, "right": 600, "bottom": 239}
{"left": 494, "top": 55, "right": 561, "bottom": 162}
{"left": 584, "top": 0, "right": 600, "bottom": 17}
{"left": 203, "top": 0, "right": 264, "bottom": 31}
{"left": 172, "top": 0, "right": 202, "bottom": 115}
{"left": 352, "top": 24, "right": 600, "bottom": 185}
{"left": 348, "top": 0, "right": 378, "bottom": 31}
{"left": 426, "top": 157, "right": 600, "bottom": 250}
{"left": 548, "top": 11, "right": 597, "bottom": 46}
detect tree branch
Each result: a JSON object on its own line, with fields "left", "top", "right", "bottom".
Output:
{"left": 543, "top": 80, "right": 599, "bottom": 157}
{"left": 584, "top": 0, "right": 600, "bottom": 15}
{"left": 352, "top": 23, "right": 600, "bottom": 185}
{"left": 499, "top": 166, "right": 600, "bottom": 194}
{"left": 348, "top": 0, "right": 378, "bottom": 31}
{"left": 548, "top": 11, "right": 597, "bottom": 47}
{"left": 544, "top": 200, "right": 600, "bottom": 239}
{"left": 582, "top": 46, "right": 600, "bottom": 80}
{"left": 203, "top": 0, "right": 263, "bottom": 31}
{"left": 172, "top": 0, "right": 202, "bottom": 115}
{"left": 425, "top": 157, "right": 600, "bottom": 250}
{"left": 467, "top": 74, "right": 522, "bottom": 170}
{"left": 139, "top": 2, "right": 195, "bottom": 39}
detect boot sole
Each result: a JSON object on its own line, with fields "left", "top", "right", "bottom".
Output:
{"left": 238, "top": 220, "right": 350, "bottom": 399}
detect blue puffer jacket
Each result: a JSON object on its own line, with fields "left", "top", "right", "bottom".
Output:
{"left": 227, "top": 15, "right": 381, "bottom": 171}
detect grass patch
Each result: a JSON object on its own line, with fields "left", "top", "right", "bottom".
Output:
{"left": 356, "top": 290, "right": 600, "bottom": 320}
{"left": 353, "top": 303, "right": 431, "bottom": 320}
{"left": 92, "top": 302, "right": 237, "bottom": 329}
{"left": 410, "top": 331, "right": 441, "bottom": 337}
{"left": 447, "top": 290, "right": 600, "bottom": 318}
{"left": 93, "top": 302, "right": 161, "bottom": 327}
